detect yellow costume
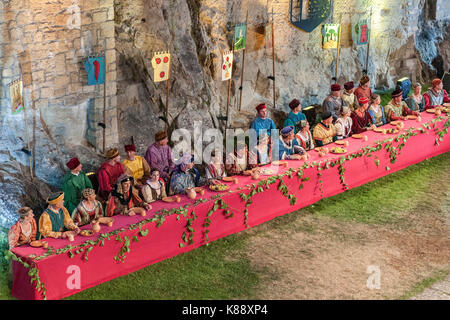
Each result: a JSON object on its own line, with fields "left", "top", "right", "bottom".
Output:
{"left": 122, "top": 156, "right": 151, "bottom": 185}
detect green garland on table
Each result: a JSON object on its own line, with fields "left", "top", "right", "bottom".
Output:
{"left": 4, "top": 250, "right": 47, "bottom": 300}
{"left": 7, "top": 114, "right": 449, "bottom": 299}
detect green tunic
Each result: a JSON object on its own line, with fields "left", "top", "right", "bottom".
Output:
{"left": 61, "top": 171, "right": 93, "bottom": 215}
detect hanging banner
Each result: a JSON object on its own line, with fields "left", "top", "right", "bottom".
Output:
{"left": 265, "top": 23, "right": 273, "bottom": 50}
{"left": 222, "top": 51, "right": 233, "bottom": 81}
{"left": 83, "top": 54, "right": 105, "bottom": 85}
{"left": 322, "top": 23, "right": 340, "bottom": 49}
{"left": 151, "top": 51, "right": 171, "bottom": 82}
{"left": 9, "top": 79, "right": 24, "bottom": 114}
{"left": 354, "top": 19, "right": 370, "bottom": 45}
{"left": 233, "top": 23, "right": 247, "bottom": 51}
{"left": 289, "top": 0, "right": 332, "bottom": 33}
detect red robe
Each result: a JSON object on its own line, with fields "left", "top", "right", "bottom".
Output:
{"left": 97, "top": 162, "right": 125, "bottom": 199}
{"left": 354, "top": 86, "right": 372, "bottom": 101}
{"left": 350, "top": 110, "right": 372, "bottom": 134}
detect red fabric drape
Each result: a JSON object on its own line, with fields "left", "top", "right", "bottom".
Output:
{"left": 10, "top": 113, "right": 450, "bottom": 300}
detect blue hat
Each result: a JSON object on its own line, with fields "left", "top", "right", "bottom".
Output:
{"left": 281, "top": 126, "right": 294, "bottom": 136}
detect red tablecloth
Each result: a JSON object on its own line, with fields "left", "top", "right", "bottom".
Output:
{"left": 10, "top": 113, "right": 450, "bottom": 300}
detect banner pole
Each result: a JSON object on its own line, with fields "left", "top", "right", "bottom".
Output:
{"left": 226, "top": 42, "right": 234, "bottom": 129}
{"left": 271, "top": 7, "right": 276, "bottom": 109}
{"left": 364, "top": 8, "right": 373, "bottom": 74}
{"left": 238, "top": 9, "right": 249, "bottom": 112}
{"left": 103, "top": 54, "right": 106, "bottom": 154}
{"left": 334, "top": 16, "right": 343, "bottom": 83}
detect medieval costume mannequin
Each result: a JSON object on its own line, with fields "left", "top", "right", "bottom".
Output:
{"left": 61, "top": 157, "right": 93, "bottom": 216}
{"left": 335, "top": 106, "right": 353, "bottom": 140}
{"left": 423, "top": 78, "right": 450, "bottom": 110}
{"left": 106, "top": 174, "right": 151, "bottom": 216}
{"left": 278, "top": 126, "right": 305, "bottom": 160}
{"left": 8, "top": 207, "right": 37, "bottom": 248}
{"left": 205, "top": 150, "right": 227, "bottom": 185}
{"left": 169, "top": 154, "right": 204, "bottom": 195}
{"left": 248, "top": 132, "right": 272, "bottom": 168}
{"left": 142, "top": 168, "right": 168, "bottom": 203}
{"left": 250, "top": 103, "right": 277, "bottom": 138}
{"left": 350, "top": 97, "right": 377, "bottom": 134}
{"left": 354, "top": 75, "right": 372, "bottom": 101}
{"left": 122, "top": 144, "right": 151, "bottom": 186}
{"left": 145, "top": 131, "right": 175, "bottom": 183}
{"left": 322, "top": 84, "right": 345, "bottom": 122}
{"left": 283, "top": 99, "right": 306, "bottom": 133}
{"left": 385, "top": 89, "right": 419, "bottom": 122}
{"left": 71, "top": 188, "right": 104, "bottom": 226}
{"left": 225, "top": 142, "right": 250, "bottom": 175}
{"left": 98, "top": 148, "right": 130, "bottom": 200}
{"left": 341, "top": 81, "right": 359, "bottom": 111}
{"left": 313, "top": 111, "right": 337, "bottom": 146}
{"left": 39, "top": 192, "right": 80, "bottom": 239}
{"left": 295, "top": 120, "right": 315, "bottom": 151}
{"left": 368, "top": 94, "right": 387, "bottom": 127}
{"left": 405, "top": 83, "right": 425, "bottom": 112}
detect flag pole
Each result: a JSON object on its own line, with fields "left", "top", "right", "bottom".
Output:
{"left": 103, "top": 52, "right": 106, "bottom": 154}
{"left": 238, "top": 9, "right": 249, "bottom": 112}
{"left": 165, "top": 76, "right": 170, "bottom": 132}
{"left": 226, "top": 43, "right": 234, "bottom": 129}
{"left": 18, "top": 64, "right": 34, "bottom": 180}
{"left": 271, "top": 7, "right": 276, "bottom": 109}
{"left": 364, "top": 8, "right": 373, "bottom": 74}
{"left": 334, "top": 16, "right": 343, "bottom": 83}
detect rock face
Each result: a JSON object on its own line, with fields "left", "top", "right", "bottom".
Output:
{"left": 0, "top": 0, "right": 449, "bottom": 228}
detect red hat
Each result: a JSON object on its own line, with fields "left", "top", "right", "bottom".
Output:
{"left": 358, "top": 97, "right": 370, "bottom": 105}
{"left": 66, "top": 157, "right": 81, "bottom": 170}
{"left": 432, "top": 78, "right": 442, "bottom": 87}
{"left": 124, "top": 144, "right": 136, "bottom": 152}
{"left": 344, "top": 81, "right": 354, "bottom": 90}
{"left": 391, "top": 89, "right": 403, "bottom": 98}
{"left": 331, "top": 84, "right": 341, "bottom": 91}
{"left": 256, "top": 103, "right": 267, "bottom": 111}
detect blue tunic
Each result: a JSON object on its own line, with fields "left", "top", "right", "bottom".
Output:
{"left": 283, "top": 111, "right": 306, "bottom": 132}
{"left": 277, "top": 137, "right": 302, "bottom": 160}
{"left": 250, "top": 117, "right": 277, "bottom": 137}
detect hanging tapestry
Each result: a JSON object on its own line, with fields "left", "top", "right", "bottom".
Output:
{"left": 222, "top": 51, "right": 233, "bottom": 81}
{"left": 289, "top": 0, "right": 332, "bottom": 33}
{"left": 322, "top": 24, "right": 340, "bottom": 49}
{"left": 9, "top": 79, "right": 23, "bottom": 114}
{"left": 84, "top": 55, "right": 105, "bottom": 85}
{"left": 265, "top": 23, "right": 273, "bottom": 50}
{"left": 354, "top": 19, "right": 370, "bottom": 45}
{"left": 233, "top": 23, "right": 247, "bottom": 51}
{"left": 151, "top": 51, "right": 171, "bottom": 82}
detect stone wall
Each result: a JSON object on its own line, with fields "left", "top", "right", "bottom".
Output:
{"left": 0, "top": 0, "right": 118, "bottom": 227}
{"left": 0, "top": 0, "right": 118, "bottom": 157}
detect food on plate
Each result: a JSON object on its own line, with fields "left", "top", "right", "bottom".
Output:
{"left": 80, "top": 230, "right": 94, "bottom": 237}
{"left": 209, "top": 184, "right": 230, "bottom": 192}
{"left": 330, "top": 147, "right": 347, "bottom": 154}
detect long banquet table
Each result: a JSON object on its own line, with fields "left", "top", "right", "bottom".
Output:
{"left": 9, "top": 112, "right": 450, "bottom": 300}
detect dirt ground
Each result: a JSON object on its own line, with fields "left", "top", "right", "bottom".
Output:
{"left": 240, "top": 174, "right": 450, "bottom": 299}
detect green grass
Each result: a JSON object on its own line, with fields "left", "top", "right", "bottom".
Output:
{"left": 306, "top": 152, "right": 450, "bottom": 225}
{"left": 66, "top": 233, "right": 269, "bottom": 300}
{"left": 398, "top": 269, "right": 450, "bottom": 300}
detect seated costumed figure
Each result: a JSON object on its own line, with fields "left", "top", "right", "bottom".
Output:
{"left": 8, "top": 207, "right": 37, "bottom": 248}
{"left": 278, "top": 126, "right": 307, "bottom": 160}
{"left": 385, "top": 89, "right": 419, "bottom": 122}
{"left": 170, "top": 153, "right": 204, "bottom": 195}
{"left": 313, "top": 111, "right": 338, "bottom": 146}
{"left": 142, "top": 168, "right": 168, "bottom": 203}
{"left": 39, "top": 192, "right": 80, "bottom": 239}
{"left": 71, "top": 188, "right": 104, "bottom": 226}
{"left": 106, "top": 174, "right": 151, "bottom": 217}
